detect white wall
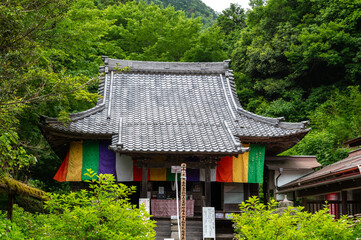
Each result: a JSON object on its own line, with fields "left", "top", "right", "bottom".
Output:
{"left": 274, "top": 169, "right": 314, "bottom": 187}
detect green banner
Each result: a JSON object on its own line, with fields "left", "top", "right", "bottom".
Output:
{"left": 82, "top": 141, "right": 99, "bottom": 180}
{"left": 247, "top": 144, "right": 265, "bottom": 183}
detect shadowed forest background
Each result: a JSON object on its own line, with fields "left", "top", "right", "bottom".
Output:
{"left": 1, "top": 0, "right": 361, "bottom": 191}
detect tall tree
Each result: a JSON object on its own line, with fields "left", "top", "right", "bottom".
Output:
{"left": 227, "top": 0, "right": 361, "bottom": 165}
{"left": 0, "top": 0, "right": 98, "bottom": 180}
{"left": 140, "top": 0, "right": 217, "bottom": 28}
{"left": 216, "top": 3, "right": 246, "bottom": 55}
{"left": 100, "top": 1, "right": 203, "bottom": 61}
{"left": 231, "top": 0, "right": 361, "bottom": 116}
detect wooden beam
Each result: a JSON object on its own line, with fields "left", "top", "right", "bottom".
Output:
{"left": 341, "top": 191, "right": 348, "bottom": 216}
{"left": 263, "top": 167, "right": 269, "bottom": 204}
{"left": 141, "top": 167, "right": 148, "bottom": 198}
{"left": 296, "top": 178, "right": 361, "bottom": 198}
{"left": 244, "top": 184, "right": 249, "bottom": 202}
{"left": 135, "top": 161, "right": 218, "bottom": 169}
{"left": 117, "top": 150, "right": 237, "bottom": 157}
{"left": 205, "top": 164, "right": 211, "bottom": 207}
{"left": 302, "top": 197, "right": 308, "bottom": 211}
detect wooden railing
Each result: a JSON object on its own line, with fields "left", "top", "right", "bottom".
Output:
{"left": 305, "top": 200, "right": 361, "bottom": 219}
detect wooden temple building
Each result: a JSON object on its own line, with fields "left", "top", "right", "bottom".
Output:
{"left": 278, "top": 137, "right": 361, "bottom": 219}
{"left": 40, "top": 57, "right": 310, "bottom": 220}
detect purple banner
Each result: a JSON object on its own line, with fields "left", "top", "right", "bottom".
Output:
{"left": 99, "top": 142, "right": 116, "bottom": 176}
{"left": 186, "top": 156, "right": 200, "bottom": 181}
{"left": 186, "top": 168, "right": 200, "bottom": 181}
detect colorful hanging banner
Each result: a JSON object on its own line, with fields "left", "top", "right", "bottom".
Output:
{"left": 66, "top": 141, "right": 83, "bottom": 181}
{"left": 54, "top": 141, "right": 265, "bottom": 183}
{"left": 233, "top": 143, "right": 250, "bottom": 182}
{"left": 53, "top": 152, "right": 69, "bottom": 182}
{"left": 82, "top": 141, "right": 99, "bottom": 180}
{"left": 216, "top": 156, "right": 233, "bottom": 182}
{"left": 216, "top": 144, "right": 265, "bottom": 183}
{"left": 99, "top": 142, "right": 116, "bottom": 176}
{"left": 247, "top": 144, "right": 266, "bottom": 183}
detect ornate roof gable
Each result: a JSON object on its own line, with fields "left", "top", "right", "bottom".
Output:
{"left": 43, "top": 57, "right": 310, "bottom": 155}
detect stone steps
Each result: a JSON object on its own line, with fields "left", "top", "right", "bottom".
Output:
{"left": 154, "top": 218, "right": 234, "bottom": 240}
{"left": 155, "top": 219, "right": 171, "bottom": 240}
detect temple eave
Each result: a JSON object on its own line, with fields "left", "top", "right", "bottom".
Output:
{"left": 238, "top": 130, "right": 310, "bottom": 155}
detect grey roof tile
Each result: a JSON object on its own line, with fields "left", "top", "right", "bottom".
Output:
{"left": 45, "top": 58, "right": 310, "bottom": 154}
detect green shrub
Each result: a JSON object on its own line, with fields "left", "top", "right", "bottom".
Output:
{"left": 0, "top": 210, "right": 29, "bottom": 240}
{"left": 1, "top": 171, "right": 156, "bottom": 239}
{"left": 40, "top": 172, "right": 156, "bottom": 239}
{"left": 231, "top": 196, "right": 355, "bottom": 240}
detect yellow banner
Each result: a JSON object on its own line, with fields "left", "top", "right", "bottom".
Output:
{"left": 66, "top": 141, "right": 83, "bottom": 181}
{"left": 232, "top": 143, "right": 250, "bottom": 183}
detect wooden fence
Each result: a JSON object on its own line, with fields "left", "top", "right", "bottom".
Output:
{"left": 305, "top": 200, "right": 361, "bottom": 219}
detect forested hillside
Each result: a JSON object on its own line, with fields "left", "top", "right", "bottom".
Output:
{"left": 0, "top": 0, "right": 225, "bottom": 187}
{"left": 1, "top": 0, "right": 360, "bottom": 189}
{"left": 216, "top": 0, "right": 361, "bottom": 166}
{"left": 140, "top": 0, "right": 217, "bottom": 27}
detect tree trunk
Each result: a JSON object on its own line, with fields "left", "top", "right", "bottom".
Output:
{"left": 7, "top": 193, "right": 15, "bottom": 221}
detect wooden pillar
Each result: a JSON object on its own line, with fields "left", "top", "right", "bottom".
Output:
{"left": 7, "top": 193, "right": 15, "bottom": 221}
{"left": 342, "top": 191, "right": 348, "bottom": 216}
{"left": 302, "top": 197, "right": 308, "bottom": 211}
{"left": 244, "top": 184, "right": 249, "bottom": 202}
{"left": 250, "top": 183, "right": 259, "bottom": 197}
{"left": 141, "top": 166, "right": 148, "bottom": 198}
{"left": 205, "top": 164, "right": 211, "bottom": 207}
{"left": 263, "top": 167, "right": 269, "bottom": 204}
{"left": 293, "top": 191, "right": 296, "bottom": 203}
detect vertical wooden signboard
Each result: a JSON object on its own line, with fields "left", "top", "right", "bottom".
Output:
{"left": 202, "top": 207, "right": 215, "bottom": 240}
{"left": 180, "top": 163, "right": 187, "bottom": 240}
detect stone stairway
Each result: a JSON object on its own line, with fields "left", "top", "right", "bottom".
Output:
{"left": 184, "top": 218, "right": 203, "bottom": 240}
{"left": 154, "top": 218, "right": 234, "bottom": 240}
{"left": 155, "top": 218, "right": 171, "bottom": 240}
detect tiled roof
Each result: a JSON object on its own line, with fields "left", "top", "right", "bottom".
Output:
{"left": 266, "top": 156, "right": 320, "bottom": 170}
{"left": 44, "top": 58, "right": 310, "bottom": 155}
{"left": 279, "top": 148, "right": 361, "bottom": 191}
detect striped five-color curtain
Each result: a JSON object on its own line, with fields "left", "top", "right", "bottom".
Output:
{"left": 54, "top": 141, "right": 265, "bottom": 183}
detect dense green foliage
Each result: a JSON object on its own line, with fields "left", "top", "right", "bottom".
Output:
{"left": 1, "top": 0, "right": 361, "bottom": 217}
{"left": 0, "top": 0, "right": 226, "bottom": 185}
{"left": 42, "top": 0, "right": 226, "bottom": 75}
{"left": 0, "top": 173, "right": 155, "bottom": 239}
{"left": 216, "top": 3, "right": 246, "bottom": 55}
{"left": 141, "top": 0, "right": 217, "bottom": 28}
{"left": 1, "top": 0, "right": 361, "bottom": 237}
{"left": 231, "top": 196, "right": 361, "bottom": 239}
{"left": 222, "top": 0, "right": 361, "bottom": 166}
{"left": 0, "top": 0, "right": 99, "bottom": 180}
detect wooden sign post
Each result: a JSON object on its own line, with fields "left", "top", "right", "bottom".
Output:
{"left": 202, "top": 207, "right": 215, "bottom": 240}
{"left": 180, "top": 163, "right": 187, "bottom": 240}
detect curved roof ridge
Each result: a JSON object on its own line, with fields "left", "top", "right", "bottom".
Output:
{"left": 45, "top": 103, "right": 105, "bottom": 123}
{"left": 99, "top": 56, "right": 229, "bottom": 74}
{"left": 237, "top": 107, "right": 309, "bottom": 130}
{"left": 237, "top": 107, "right": 284, "bottom": 125}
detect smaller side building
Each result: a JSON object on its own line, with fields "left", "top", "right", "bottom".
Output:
{"left": 265, "top": 156, "right": 320, "bottom": 202}
{"left": 278, "top": 138, "right": 361, "bottom": 218}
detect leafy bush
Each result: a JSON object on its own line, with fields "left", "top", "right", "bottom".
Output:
{"left": 0, "top": 210, "right": 29, "bottom": 240}
{"left": 1, "top": 172, "right": 156, "bottom": 239}
{"left": 42, "top": 172, "right": 156, "bottom": 239}
{"left": 231, "top": 196, "right": 356, "bottom": 240}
